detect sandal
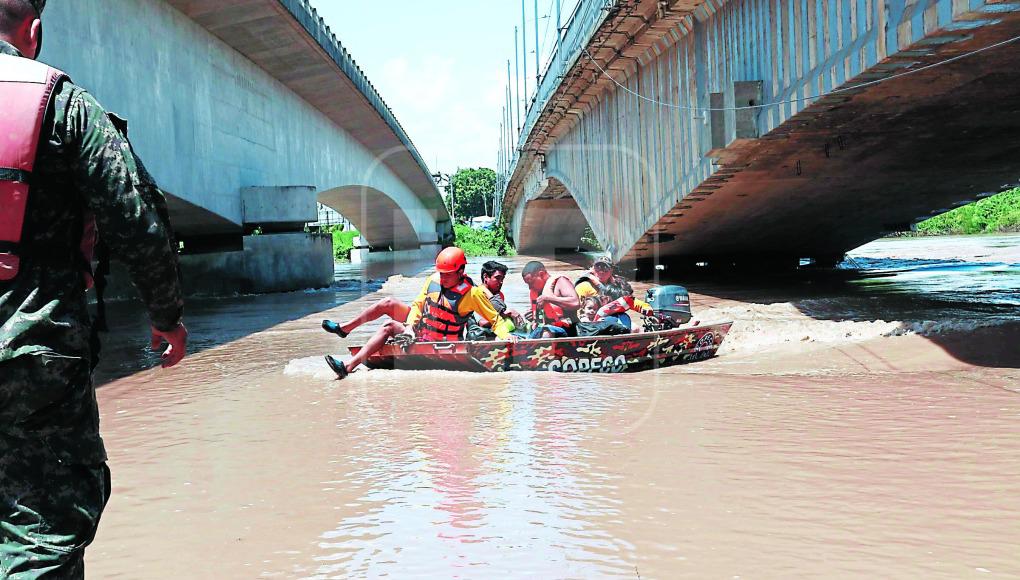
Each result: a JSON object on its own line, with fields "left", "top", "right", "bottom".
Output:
{"left": 321, "top": 319, "right": 349, "bottom": 338}
{"left": 324, "top": 355, "right": 349, "bottom": 379}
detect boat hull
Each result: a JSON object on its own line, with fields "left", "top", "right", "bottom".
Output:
{"left": 347, "top": 322, "right": 732, "bottom": 373}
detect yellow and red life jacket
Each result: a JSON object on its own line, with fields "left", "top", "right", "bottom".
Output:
{"left": 0, "top": 55, "right": 96, "bottom": 288}
{"left": 417, "top": 277, "right": 473, "bottom": 342}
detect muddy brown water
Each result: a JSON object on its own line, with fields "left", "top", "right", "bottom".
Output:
{"left": 84, "top": 251, "right": 1020, "bottom": 578}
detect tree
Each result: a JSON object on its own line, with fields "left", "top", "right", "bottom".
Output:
{"left": 445, "top": 168, "right": 497, "bottom": 224}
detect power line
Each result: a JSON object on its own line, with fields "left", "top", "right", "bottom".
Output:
{"left": 537, "top": 0, "right": 557, "bottom": 67}
{"left": 582, "top": 32, "right": 1020, "bottom": 112}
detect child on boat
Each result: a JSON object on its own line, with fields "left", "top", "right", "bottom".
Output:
{"left": 594, "top": 280, "right": 635, "bottom": 330}
{"left": 578, "top": 296, "right": 601, "bottom": 323}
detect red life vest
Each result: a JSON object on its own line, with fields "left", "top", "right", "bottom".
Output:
{"left": 530, "top": 276, "right": 572, "bottom": 329}
{"left": 417, "top": 276, "right": 473, "bottom": 342}
{"left": 0, "top": 55, "right": 96, "bottom": 288}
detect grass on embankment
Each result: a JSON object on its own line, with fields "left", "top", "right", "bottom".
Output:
{"left": 913, "top": 187, "right": 1020, "bottom": 235}
{"left": 329, "top": 228, "right": 359, "bottom": 262}
{"left": 453, "top": 224, "right": 515, "bottom": 257}
{"left": 327, "top": 224, "right": 515, "bottom": 261}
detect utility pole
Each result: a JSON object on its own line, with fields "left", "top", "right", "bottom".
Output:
{"left": 482, "top": 177, "right": 489, "bottom": 218}
{"left": 556, "top": 0, "right": 562, "bottom": 53}
{"left": 506, "top": 59, "right": 513, "bottom": 149}
{"left": 514, "top": 27, "right": 521, "bottom": 131}
{"left": 521, "top": 0, "right": 528, "bottom": 109}
{"left": 502, "top": 101, "right": 508, "bottom": 173}
{"left": 432, "top": 172, "right": 454, "bottom": 224}
{"left": 534, "top": 0, "right": 540, "bottom": 87}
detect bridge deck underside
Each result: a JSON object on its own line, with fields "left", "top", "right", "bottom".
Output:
{"left": 628, "top": 14, "right": 1020, "bottom": 265}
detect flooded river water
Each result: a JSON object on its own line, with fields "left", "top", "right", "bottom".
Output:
{"left": 87, "top": 235, "right": 1020, "bottom": 578}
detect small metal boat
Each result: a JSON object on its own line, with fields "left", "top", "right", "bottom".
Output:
{"left": 348, "top": 321, "right": 732, "bottom": 373}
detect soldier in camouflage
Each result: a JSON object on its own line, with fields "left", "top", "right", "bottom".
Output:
{"left": 0, "top": 0, "right": 187, "bottom": 577}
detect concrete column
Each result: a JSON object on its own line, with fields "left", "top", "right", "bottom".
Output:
{"left": 241, "top": 233, "right": 333, "bottom": 293}
{"left": 241, "top": 186, "right": 317, "bottom": 231}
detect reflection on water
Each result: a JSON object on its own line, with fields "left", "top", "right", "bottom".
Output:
{"left": 86, "top": 238, "right": 1020, "bottom": 578}
{"left": 308, "top": 373, "right": 640, "bottom": 577}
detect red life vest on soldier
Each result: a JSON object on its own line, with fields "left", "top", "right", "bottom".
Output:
{"left": 417, "top": 276, "right": 473, "bottom": 342}
{"left": 0, "top": 55, "right": 96, "bottom": 288}
{"left": 530, "top": 276, "right": 572, "bottom": 328}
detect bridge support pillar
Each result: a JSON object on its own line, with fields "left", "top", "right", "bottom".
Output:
{"left": 98, "top": 232, "right": 335, "bottom": 298}
{"left": 350, "top": 234, "right": 441, "bottom": 266}
{"left": 241, "top": 186, "right": 318, "bottom": 233}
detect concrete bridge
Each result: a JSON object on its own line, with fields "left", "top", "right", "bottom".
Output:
{"left": 502, "top": 0, "right": 1020, "bottom": 271}
{"left": 41, "top": 0, "right": 450, "bottom": 293}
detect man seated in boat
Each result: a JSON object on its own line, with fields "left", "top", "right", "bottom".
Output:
{"left": 465, "top": 260, "right": 524, "bottom": 341}
{"left": 321, "top": 247, "right": 517, "bottom": 379}
{"left": 575, "top": 255, "right": 654, "bottom": 321}
{"left": 521, "top": 261, "right": 581, "bottom": 339}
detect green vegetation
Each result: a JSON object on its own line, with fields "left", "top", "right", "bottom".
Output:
{"left": 446, "top": 168, "right": 497, "bottom": 224}
{"left": 453, "top": 224, "right": 515, "bottom": 257}
{"left": 328, "top": 227, "right": 360, "bottom": 261}
{"left": 915, "top": 188, "right": 1020, "bottom": 235}
{"left": 580, "top": 225, "right": 602, "bottom": 251}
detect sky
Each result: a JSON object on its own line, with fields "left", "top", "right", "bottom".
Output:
{"left": 308, "top": 0, "right": 579, "bottom": 177}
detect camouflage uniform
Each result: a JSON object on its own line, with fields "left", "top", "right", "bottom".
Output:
{"left": 0, "top": 39, "right": 183, "bottom": 578}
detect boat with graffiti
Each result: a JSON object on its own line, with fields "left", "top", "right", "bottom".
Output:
{"left": 348, "top": 321, "right": 732, "bottom": 374}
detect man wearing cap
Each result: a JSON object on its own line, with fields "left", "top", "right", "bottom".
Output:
{"left": 574, "top": 255, "right": 653, "bottom": 315}
{"left": 321, "top": 247, "right": 517, "bottom": 378}
{"left": 0, "top": 1, "right": 186, "bottom": 576}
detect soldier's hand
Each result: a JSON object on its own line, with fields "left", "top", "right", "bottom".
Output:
{"left": 151, "top": 322, "right": 188, "bottom": 368}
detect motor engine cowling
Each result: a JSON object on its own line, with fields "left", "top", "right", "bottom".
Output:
{"left": 645, "top": 285, "right": 692, "bottom": 327}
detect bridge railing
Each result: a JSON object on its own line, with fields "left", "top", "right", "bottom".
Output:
{"left": 500, "top": 0, "right": 615, "bottom": 217}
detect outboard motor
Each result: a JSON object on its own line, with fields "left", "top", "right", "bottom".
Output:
{"left": 644, "top": 285, "right": 692, "bottom": 329}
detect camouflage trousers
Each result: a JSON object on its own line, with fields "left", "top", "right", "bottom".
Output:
{"left": 0, "top": 354, "right": 110, "bottom": 579}
{"left": 0, "top": 449, "right": 110, "bottom": 579}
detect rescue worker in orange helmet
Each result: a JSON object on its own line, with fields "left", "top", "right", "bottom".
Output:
{"left": 322, "top": 247, "right": 517, "bottom": 379}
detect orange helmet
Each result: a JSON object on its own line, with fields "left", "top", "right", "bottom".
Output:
{"left": 436, "top": 246, "right": 467, "bottom": 273}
